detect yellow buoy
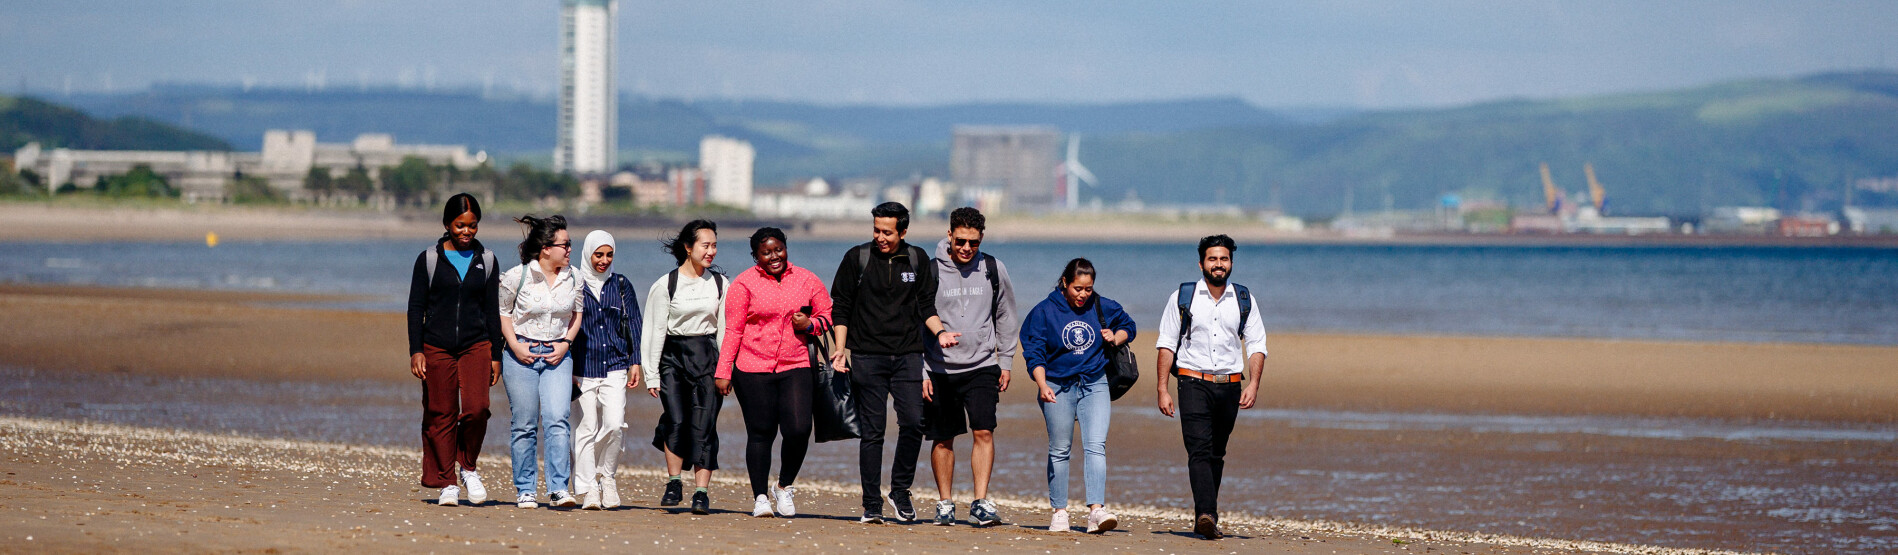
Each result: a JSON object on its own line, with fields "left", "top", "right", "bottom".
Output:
{"left": 206, "top": 232, "right": 219, "bottom": 248}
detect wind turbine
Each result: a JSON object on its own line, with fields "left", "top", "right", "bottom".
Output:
{"left": 1060, "top": 133, "right": 1098, "bottom": 210}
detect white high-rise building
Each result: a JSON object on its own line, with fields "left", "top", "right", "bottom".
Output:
{"left": 556, "top": 0, "right": 616, "bottom": 175}
{"left": 700, "top": 136, "right": 754, "bottom": 208}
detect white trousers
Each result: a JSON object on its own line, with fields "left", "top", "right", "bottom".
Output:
{"left": 572, "top": 369, "right": 627, "bottom": 495}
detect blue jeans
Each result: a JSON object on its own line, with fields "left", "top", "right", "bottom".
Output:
{"left": 502, "top": 339, "right": 573, "bottom": 497}
{"left": 1040, "top": 370, "right": 1110, "bottom": 509}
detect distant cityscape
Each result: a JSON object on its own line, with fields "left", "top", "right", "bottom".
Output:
{"left": 4, "top": 0, "right": 1898, "bottom": 238}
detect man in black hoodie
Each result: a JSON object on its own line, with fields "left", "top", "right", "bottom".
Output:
{"left": 830, "top": 202, "right": 957, "bottom": 523}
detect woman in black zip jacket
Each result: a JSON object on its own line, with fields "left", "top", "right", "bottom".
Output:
{"left": 407, "top": 192, "right": 506, "bottom": 507}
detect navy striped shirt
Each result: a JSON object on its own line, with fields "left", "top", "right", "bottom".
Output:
{"left": 575, "top": 274, "right": 642, "bottom": 379}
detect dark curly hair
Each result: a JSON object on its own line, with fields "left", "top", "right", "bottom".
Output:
{"left": 514, "top": 214, "right": 568, "bottom": 265}
{"left": 948, "top": 206, "right": 985, "bottom": 233}
{"left": 749, "top": 227, "right": 788, "bottom": 255}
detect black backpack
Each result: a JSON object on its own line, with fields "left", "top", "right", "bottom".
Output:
{"left": 1094, "top": 299, "right": 1140, "bottom": 400}
{"left": 1172, "top": 281, "right": 1252, "bottom": 372}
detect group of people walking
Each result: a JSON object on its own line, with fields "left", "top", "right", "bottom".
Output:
{"left": 406, "top": 194, "right": 1267, "bottom": 540}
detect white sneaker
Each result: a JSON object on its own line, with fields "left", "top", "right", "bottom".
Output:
{"left": 774, "top": 486, "right": 797, "bottom": 516}
{"left": 752, "top": 494, "right": 774, "bottom": 517}
{"left": 1048, "top": 509, "right": 1070, "bottom": 532}
{"left": 582, "top": 489, "right": 602, "bottom": 510}
{"left": 1086, "top": 507, "right": 1118, "bottom": 533}
{"left": 437, "top": 485, "right": 460, "bottom": 506}
{"left": 516, "top": 492, "right": 538, "bottom": 509}
{"left": 550, "top": 491, "right": 578, "bottom": 507}
{"left": 458, "top": 470, "right": 486, "bottom": 504}
{"left": 600, "top": 476, "right": 620, "bottom": 509}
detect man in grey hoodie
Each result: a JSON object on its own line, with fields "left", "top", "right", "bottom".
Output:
{"left": 921, "top": 207, "right": 1019, "bottom": 526}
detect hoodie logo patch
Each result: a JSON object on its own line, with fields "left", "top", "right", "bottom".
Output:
{"left": 1061, "top": 321, "right": 1096, "bottom": 354}
{"left": 901, "top": 272, "right": 915, "bottom": 283}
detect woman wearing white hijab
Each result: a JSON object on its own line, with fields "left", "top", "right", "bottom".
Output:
{"left": 570, "top": 229, "right": 642, "bottom": 510}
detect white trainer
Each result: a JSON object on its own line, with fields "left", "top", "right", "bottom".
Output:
{"left": 437, "top": 485, "right": 460, "bottom": 506}
{"left": 458, "top": 469, "right": 486, "bottom": 505}
{"left": 516, "top": 492, "right": 538, "bottom": 509}
{"left": 582, "top": 489, "right": 602, "bottom": 510}
{"left": 773, "top": 485, "right": 797, "bottom": 517}
{"left": 600, "top": 476, "right": 620, "bottom": 509}
{"left": 1048, "top": 509, "right": 1070, "bottom": 532}
{"left": 752, "top": 494, "right": 773, "bottom": 517}
{"left": 1086, "top": 507, "right": 1118, "bottom": 534}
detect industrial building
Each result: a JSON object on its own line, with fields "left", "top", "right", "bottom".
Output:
{"left": 700, "top": 136, "right": 754, "bottom": 208}
{"left": 951, "top": 126, "right": 1061, "bottom": 211}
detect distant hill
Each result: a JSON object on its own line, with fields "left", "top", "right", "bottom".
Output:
{"left": 0, "top": 95, "right": 232, "bottom": 152}
{"left": 1086, "top": 71, "right": 1898, "bottom": 216}
{"left": 45, "top": 72, "right": 1898, "bottom": 216}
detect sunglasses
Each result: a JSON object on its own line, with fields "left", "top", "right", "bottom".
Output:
{"left": 953, "top": 238, "right": 981, "bottom": 247}
{"left": 547, "top": 242, "right": 573, "bottom": 251}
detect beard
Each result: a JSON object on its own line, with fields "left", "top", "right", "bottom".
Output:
{"left": 1202, "top": 268, "right": 1229, "bottom": 287}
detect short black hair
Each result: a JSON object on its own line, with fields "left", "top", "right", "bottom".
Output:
{"left": 1197, "top": 234, "right": 1237, "bottom": 260}
{"left": 948, "top": 206, "right": 985, "bottom": 233}
{"left": 872, "top": 202, "right": 910, "bottom": 232}
{"left": 441, "top": 192, "right": 481, "bottom": 227}
{"left": 749, "top": 226, "right": 788, "bottom": 255}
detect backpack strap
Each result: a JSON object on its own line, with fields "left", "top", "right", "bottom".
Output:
{"left": 983, "top": 253, "right": 1001, "bottom": 325}
{"left": 712, "top": 272, "right": 725, "bottom": 297}
{"left": 481, "top": 251, "right": 496, "bottom": 280}
{"left": 1234, "top": 283, "right": 1252, "bottom": 341}
{"left": 424, "top": 248, "right": 440, "bottom": 282}
{"left": 855, "top": 245, "right": 871, "bottom": 290}
{"left": 667, "top": 269, "right": 680, "bottom": 299}
{"left": 1175, "top": 282, "right": 1196, "bottom": 343}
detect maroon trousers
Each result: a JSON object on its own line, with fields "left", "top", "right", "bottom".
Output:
{"left": 421, "top": 341, "right": 493, "bottom": 488}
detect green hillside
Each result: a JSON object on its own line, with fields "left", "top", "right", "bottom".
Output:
{"left": 0, "top": 96, "right": 233, "bottom": 152}
{"left": 1089, "top": 72, "right": 1898, "bottom": 216}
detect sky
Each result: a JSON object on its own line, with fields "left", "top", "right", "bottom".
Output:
{"left": 3, "top": 1, "right": 1895, "bottom": 109}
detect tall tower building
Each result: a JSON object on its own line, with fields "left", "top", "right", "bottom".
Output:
{"left": 951, "top": 126, "right": 1061, "bottom": 211}
{"left": 700, "top": 136, "right": 755, "bottom": 208}
{"left": 556, "top": 0, "right": 616, "bottom": 175}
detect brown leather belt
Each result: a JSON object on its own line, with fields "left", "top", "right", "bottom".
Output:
{"left": 1176, "top": 368, "right": 1242, "bottom": 383}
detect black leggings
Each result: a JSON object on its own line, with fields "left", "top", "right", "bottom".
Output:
{"left": 732, "top": 366, "right": 814, "bottom": 497}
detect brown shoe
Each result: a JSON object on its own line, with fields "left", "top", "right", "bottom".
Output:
{"left": 1194, "top": 513, "right": 1222, "bottom": 539}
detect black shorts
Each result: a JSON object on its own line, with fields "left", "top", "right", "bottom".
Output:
{"left": 923, "top": 365, "right": 1001, "bottom": 441}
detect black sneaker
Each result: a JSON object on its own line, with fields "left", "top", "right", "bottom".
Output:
{"left": 690, "top": 491, "right": 710, "bottom": 515}
{"left": 888, "top": 489, "right": 916, "bottom": 522}
{"left": 1194, "top": 513, "right": 1222, "bottom": 540}
{"left": 660, "top": 480, "right": 683, "bottom": 507}
{"left": 969, "top": 498, "right": 1000, "bottom": 526}
{"left": 859, "top": 510, "right": 884, "bottom": 524}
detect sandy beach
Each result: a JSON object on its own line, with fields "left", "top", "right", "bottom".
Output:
{"left": 1, "top": 284, "right": 1893, "bottom": 553}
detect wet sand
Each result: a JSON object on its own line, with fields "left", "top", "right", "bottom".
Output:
{"left": 3, "top": 284, "right": 1895, "bottom": 553}
{"left": 2, "top": 416, "right": 1640, "bottom": 554}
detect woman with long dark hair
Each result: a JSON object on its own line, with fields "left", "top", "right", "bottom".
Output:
{"left": 1021, "top": 258, "right": 1136, "bottom": 533}
{"left": 406, "top": 193, "right": 503, "bottom": 507}
{"left": 497, "top": 214, "right": 585, "bottom": 509}
{"left": 715, "top": 227, "right": 832, "bottom": 518}
{"left": 640, "top": 219, "right": 727, "bottom": 514}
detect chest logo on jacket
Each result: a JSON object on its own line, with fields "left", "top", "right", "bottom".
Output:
{"left": 1061, "top": 320, "right": 1096, "bottom": 354}
{"left": 901, "top": 271, "right": 916, "bottom": 283}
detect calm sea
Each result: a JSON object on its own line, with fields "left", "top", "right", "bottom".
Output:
{"left": 3, "top": 238, "right": 1895, "bottom": 344}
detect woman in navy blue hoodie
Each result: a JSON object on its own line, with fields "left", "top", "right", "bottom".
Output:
{"left": 1021, "top": 258, "right": 1135, "bottom": 534}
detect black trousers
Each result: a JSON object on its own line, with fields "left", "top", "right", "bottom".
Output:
{"left": 850, "top": 352, "right": 925, "bottom": 510}
{"left": 732, "top": 366, "right": 814, "bottom": 497}
{"left": 1177, "top": 377, "right": 1242, "bottom": 517}
{"left": 652, "top": 335, "right": 722, "bottom": 471}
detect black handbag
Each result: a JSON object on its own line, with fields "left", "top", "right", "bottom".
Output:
{"left": 1095, "top": 300, "right": 1139, "bottom": 401}
{"left": 808, "top": 330, "right": 861, "bottom": 443}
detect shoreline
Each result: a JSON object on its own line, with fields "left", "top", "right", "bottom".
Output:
{"left": 0, "top": 415, "right": 1744, "bottom": 554}
{"left": 6, "top": 202, "right": 1896, "bottom": 248}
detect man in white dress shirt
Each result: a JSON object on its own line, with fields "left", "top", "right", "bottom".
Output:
{"left": 1153, "top": 234, "right": 1266, "bottom": 540}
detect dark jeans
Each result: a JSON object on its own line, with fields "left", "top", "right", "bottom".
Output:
{"left": 850, "top": 352, "right": 925, "bottom": 510}
{"left": 1177, "top": 377, "right": 1242, "bottom": 517}
{"left": 652, "top": 335, "right": 722, "bottom": 471}
{"left": 420, "top": 341, "right": 492, "bottom": 488}
{"left": 733, "top": 367, "right": 814, "bottom": 497}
